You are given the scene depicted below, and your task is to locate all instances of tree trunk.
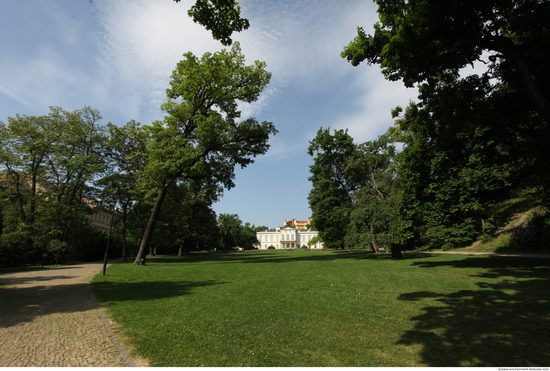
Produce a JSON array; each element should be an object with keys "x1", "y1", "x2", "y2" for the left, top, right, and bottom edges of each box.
[
  {"x1": 121, "y1": 206, "x2": 128, "y2": 262},
  {"x1": 369, "y1": 224, "x2": 380, "y2": 253},
  {"x1": 371, "y1": 239, "x2": 380, "y2": 253},
  {"x1": 391, "y1": 243, "x2": 402, "y2": 260},
  {"x1": 133, "y1": 184, "x2": 169, "y2": 265},
  {"x1": 178, "y1": 246, "x2": 183, "y2": 257}
]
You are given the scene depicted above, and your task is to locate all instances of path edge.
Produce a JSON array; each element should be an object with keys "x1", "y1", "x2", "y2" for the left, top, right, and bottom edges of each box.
[{"x1": 89, "y1": 290, "x2": 137, "y2": 367}]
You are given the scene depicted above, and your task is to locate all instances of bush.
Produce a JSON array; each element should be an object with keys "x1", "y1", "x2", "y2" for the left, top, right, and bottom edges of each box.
[
  {"x1": 44, "y1": 239, "x2": 71, "y2": 260},
  {"x1": 267, "y1": 245, "x2": 275, "y2": 250},
  {"x1": 510, "y1": 212, "x2": 550, "y2": 251},
  {"x1": 301, "y1": 246, "x2": 309, "y2": 250},
  {"x1": 0, "y1": 232, "x2": 30, "y2": 261}
]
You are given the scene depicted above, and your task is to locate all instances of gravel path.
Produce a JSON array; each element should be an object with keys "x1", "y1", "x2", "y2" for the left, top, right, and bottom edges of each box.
[{"x1": 0, "y1": 261, "x2": 136, "y2": 367}]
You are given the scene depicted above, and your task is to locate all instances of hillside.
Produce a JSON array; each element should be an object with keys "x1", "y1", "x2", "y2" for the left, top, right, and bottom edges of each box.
[{"x1": 447, "y1": 197, "x2": 550, "y2": 254}]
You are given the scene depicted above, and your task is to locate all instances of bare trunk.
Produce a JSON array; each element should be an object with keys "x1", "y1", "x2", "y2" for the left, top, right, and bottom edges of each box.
[
  {"x1": 371, "y1": 239, "x2": 380, "y2": 253},
  {"x1": 133, "y1": 184, "x2": 169, "y2": 265},
  {"x1": 391, "y1": 243, "x2": 402, "y2": 260},
  {"x1": 369, "y1": 224, "x2": 379, "y2": 253},
  {"x1": 178, "y1": 246, "x2": 183, "y2": 257},
  {"x1": 121, "y1": 204, "x2": 128, "y2": 262}
]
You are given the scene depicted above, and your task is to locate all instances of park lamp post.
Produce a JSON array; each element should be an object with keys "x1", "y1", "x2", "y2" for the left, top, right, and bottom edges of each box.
[{"x1": 102, "y1": 193, "x2": 119, "y2": 276}]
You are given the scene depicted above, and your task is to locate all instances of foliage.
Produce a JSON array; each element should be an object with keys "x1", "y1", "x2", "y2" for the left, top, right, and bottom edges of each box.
[
  {"x1": 184, "y1": 0, "x2": 250, "y2": 46},
  {"x1": 218, "y1": 213, "x2": 259, "y2": 250},
  {"x1": 307, "y1": 128, "x2": 355, "y2": 249},
  {"x1": 341, "y1": 0, "x2": 550, "y2": 122},
  {"x1": 342, "y1": 0, "x2": 550, "y2": 250},
  {"x1": 0, "y1": 106, "x2": 113, "y2": 261},
  {"x1": 510, "y1": 211, "x2": 550, "y2": 251},
  {"x1": 133, "y1": 42, "x2": 276, "y2": 264}
]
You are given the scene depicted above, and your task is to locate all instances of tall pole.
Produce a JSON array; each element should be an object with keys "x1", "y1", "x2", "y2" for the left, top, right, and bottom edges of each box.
[{"x1": 102, "y1": 203, "x2": 117, "y2": 276}]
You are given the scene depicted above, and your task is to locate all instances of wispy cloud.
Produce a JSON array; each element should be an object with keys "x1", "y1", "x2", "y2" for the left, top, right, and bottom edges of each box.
[{"x1": 93, "y1": 0, "x2": 223, "y2": 124}]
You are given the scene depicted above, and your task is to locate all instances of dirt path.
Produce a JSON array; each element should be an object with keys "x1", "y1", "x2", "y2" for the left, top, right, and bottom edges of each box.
[{"x1": 0, "y1": 261, "x2": 136, "y2": 367}]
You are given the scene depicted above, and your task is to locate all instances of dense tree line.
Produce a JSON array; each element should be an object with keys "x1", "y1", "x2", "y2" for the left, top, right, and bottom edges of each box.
[
  {"x1": 308, "y1": 0, "x2": 550, "y2": 255},
  {"x1": 0, "y1": 43, "x2": 274, "y2": 265}
]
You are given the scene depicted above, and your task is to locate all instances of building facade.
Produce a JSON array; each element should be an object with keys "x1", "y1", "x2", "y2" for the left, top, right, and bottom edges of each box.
[{"x1": 256, "y1": 226, "x2": 324, "y2": 250}]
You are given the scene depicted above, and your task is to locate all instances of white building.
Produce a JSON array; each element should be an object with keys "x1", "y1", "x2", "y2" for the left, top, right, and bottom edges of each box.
[{"x1": 256, "y1": 226, "x2": 324, "y2": 250}]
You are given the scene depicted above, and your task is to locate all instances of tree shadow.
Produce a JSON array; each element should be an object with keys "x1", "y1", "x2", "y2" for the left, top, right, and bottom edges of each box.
[
  {"x1": 146, "y1": 250, "x2": 397, "y2": 266},
  {"x1": 0, "y1": 279, "x2": 226, "y2": 329},
  {"x1": 91, "y1": 280, "x2": 226, "y2": 303},
  {"x1": 396, "y1": 256, "x2": 550, "y2": 366}
]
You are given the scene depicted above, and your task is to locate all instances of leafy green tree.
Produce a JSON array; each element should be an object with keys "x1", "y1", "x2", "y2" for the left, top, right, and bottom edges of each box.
[
  {"x1": 393, "y1": 74, "x2": 541, "y2": 249},
  {"x1": 0, "y1": 106, "x2": 109, "y2": 260},
  {"x1": 342, "y1": 0, "x2": 550, "y2": 249},
  {"x1": 133, "y1": 43, "x2": 277, "y2": 265},
  {"x1": 345, "y1": 134, "x2": 400, "y2": 255},
  {"x1": 178, "y1": 0, "x2": 250, "y2": 46},
  {"x1": 241, "y1": 222, "x2": 259, "y2": 250},
  {"x1": 218, "y1": 213, "x2": 242, "y2": 250},
  {"x1": 307, "y1": 128, "x2": 356, "y2": 249},
  {"x1": 99, "y1": 120, "x2": 151, "y2": 261},
  {"x1": 341, "y1": 0, "x2": 550, "y2": 122}
]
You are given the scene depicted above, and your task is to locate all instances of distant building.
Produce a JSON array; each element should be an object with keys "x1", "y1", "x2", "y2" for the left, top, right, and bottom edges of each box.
[
  {"x1": 255, "y1": 226, "x2": 323, "y2": 249},
  {"x1": 284, "y1": 217, "x2": 312, "y2": 230}
]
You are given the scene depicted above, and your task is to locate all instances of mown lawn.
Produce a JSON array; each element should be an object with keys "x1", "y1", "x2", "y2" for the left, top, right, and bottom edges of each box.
[{"x1": 91, "y1": 250, "x2": 550, "y2": 367}]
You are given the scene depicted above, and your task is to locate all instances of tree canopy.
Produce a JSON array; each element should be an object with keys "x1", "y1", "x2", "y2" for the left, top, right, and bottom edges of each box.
[{"x1": 133, "y1": 43, "x2": 276, "y2": 265}]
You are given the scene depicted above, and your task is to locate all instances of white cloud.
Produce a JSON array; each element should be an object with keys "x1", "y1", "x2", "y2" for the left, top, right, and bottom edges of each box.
[
  {"x1": 332, "y1": 66, "x2": 418, "y2": 143},
  {"x1": 93, "y1": 0, "x2": 223, "y2": 123}
]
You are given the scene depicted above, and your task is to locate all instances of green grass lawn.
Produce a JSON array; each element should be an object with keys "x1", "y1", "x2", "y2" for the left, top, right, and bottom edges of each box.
[{"x1": 91, "y1": 250, "x2": 550, "y2": 367}]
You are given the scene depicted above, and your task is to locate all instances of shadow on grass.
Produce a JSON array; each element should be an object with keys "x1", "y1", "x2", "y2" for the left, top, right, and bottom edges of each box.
[
  {"x1": 397, "y1": 256, "x2": 550, "y2": 366},
  {"x1": 92, "y1": 280, "x2": 227, "y2": 303},
  {"x1": 145, "y1": 250, "x2": 402, "y2": 267}
]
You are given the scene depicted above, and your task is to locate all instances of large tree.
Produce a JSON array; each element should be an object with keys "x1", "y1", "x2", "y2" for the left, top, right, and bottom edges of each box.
[
  {"x1": 345, "y1": 134, "x2": 400, "y2": 255},
  {"x1": 133, "y1": 43, "x2": 276, "y2": 265},
  {"x1": 342, "y1": 0, "x2": 550, "y2": 123},
  {"x1": 342, "y1": 0, "x2": 550, "y2": 249},
  {"x1": 307, "y1": 128, "x2": 356, "y2": 249},
  {"x1": 99, "y1": 120, "x2": 150, "y2": 261}
]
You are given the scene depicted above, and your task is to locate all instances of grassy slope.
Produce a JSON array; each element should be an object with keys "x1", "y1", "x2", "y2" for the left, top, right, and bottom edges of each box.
[
  {"x1": 425, "y1": 197, "x2": 549, "y2": 254},
  {"x1": 91, "y1": 250, "x2": 550, "y2": 367}
]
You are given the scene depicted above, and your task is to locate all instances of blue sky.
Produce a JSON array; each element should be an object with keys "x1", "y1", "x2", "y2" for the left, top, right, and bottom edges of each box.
[{"x1": 0, "y1": 0, "x2": 420, "y2": 229}]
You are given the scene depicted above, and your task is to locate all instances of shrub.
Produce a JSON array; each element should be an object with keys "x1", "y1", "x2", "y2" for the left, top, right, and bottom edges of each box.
[
  {"x1": 44, "y1": 239, "x2": 71, "y2": 260},
  {"x1": 301, "y1": 246, "x2": 309, "y2": 250},
  {"x1": 267, "y1": 245, "x2": 275, "y2": 250},
  {"x1": 510, "y1": 212, "x2": 550, "y2": 251}
]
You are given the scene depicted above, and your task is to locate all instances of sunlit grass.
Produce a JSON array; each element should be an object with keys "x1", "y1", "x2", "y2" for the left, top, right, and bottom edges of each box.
[{"x1": 91, "y1": 250, "x2": 550, "y2": 367}]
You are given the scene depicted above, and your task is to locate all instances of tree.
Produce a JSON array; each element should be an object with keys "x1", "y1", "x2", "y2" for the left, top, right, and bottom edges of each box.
[
  {"x1": 99, "y1": 120, "x2": 150, "y2": 261},
  {"x1": 345, "y1": 134, "x2": 400, "y2": 255},
  {"x1": 341, "y1": 0, "x2": 550, "y2": 123},
  {"x1": 307, "y1": 128, "x2": 356, "y2": 249},
  {"x1": 392, "y1": 75, "x2": 539, "y2": 249},
  {"x1": 133, "y1": 43, "x2": 277, "y2": 265},
  {"x1": 342, "y1": 0, "x2": 550, "y2": 249},
  {"x1": 218, "y1": 213, "x2": 242, "y2": 250},
  {"x1": 178, "y1": 0, "x2": 250, "y2": 46},
  {"x1": 0, "y1": 107, "x2": 108, "y2": 247}
]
